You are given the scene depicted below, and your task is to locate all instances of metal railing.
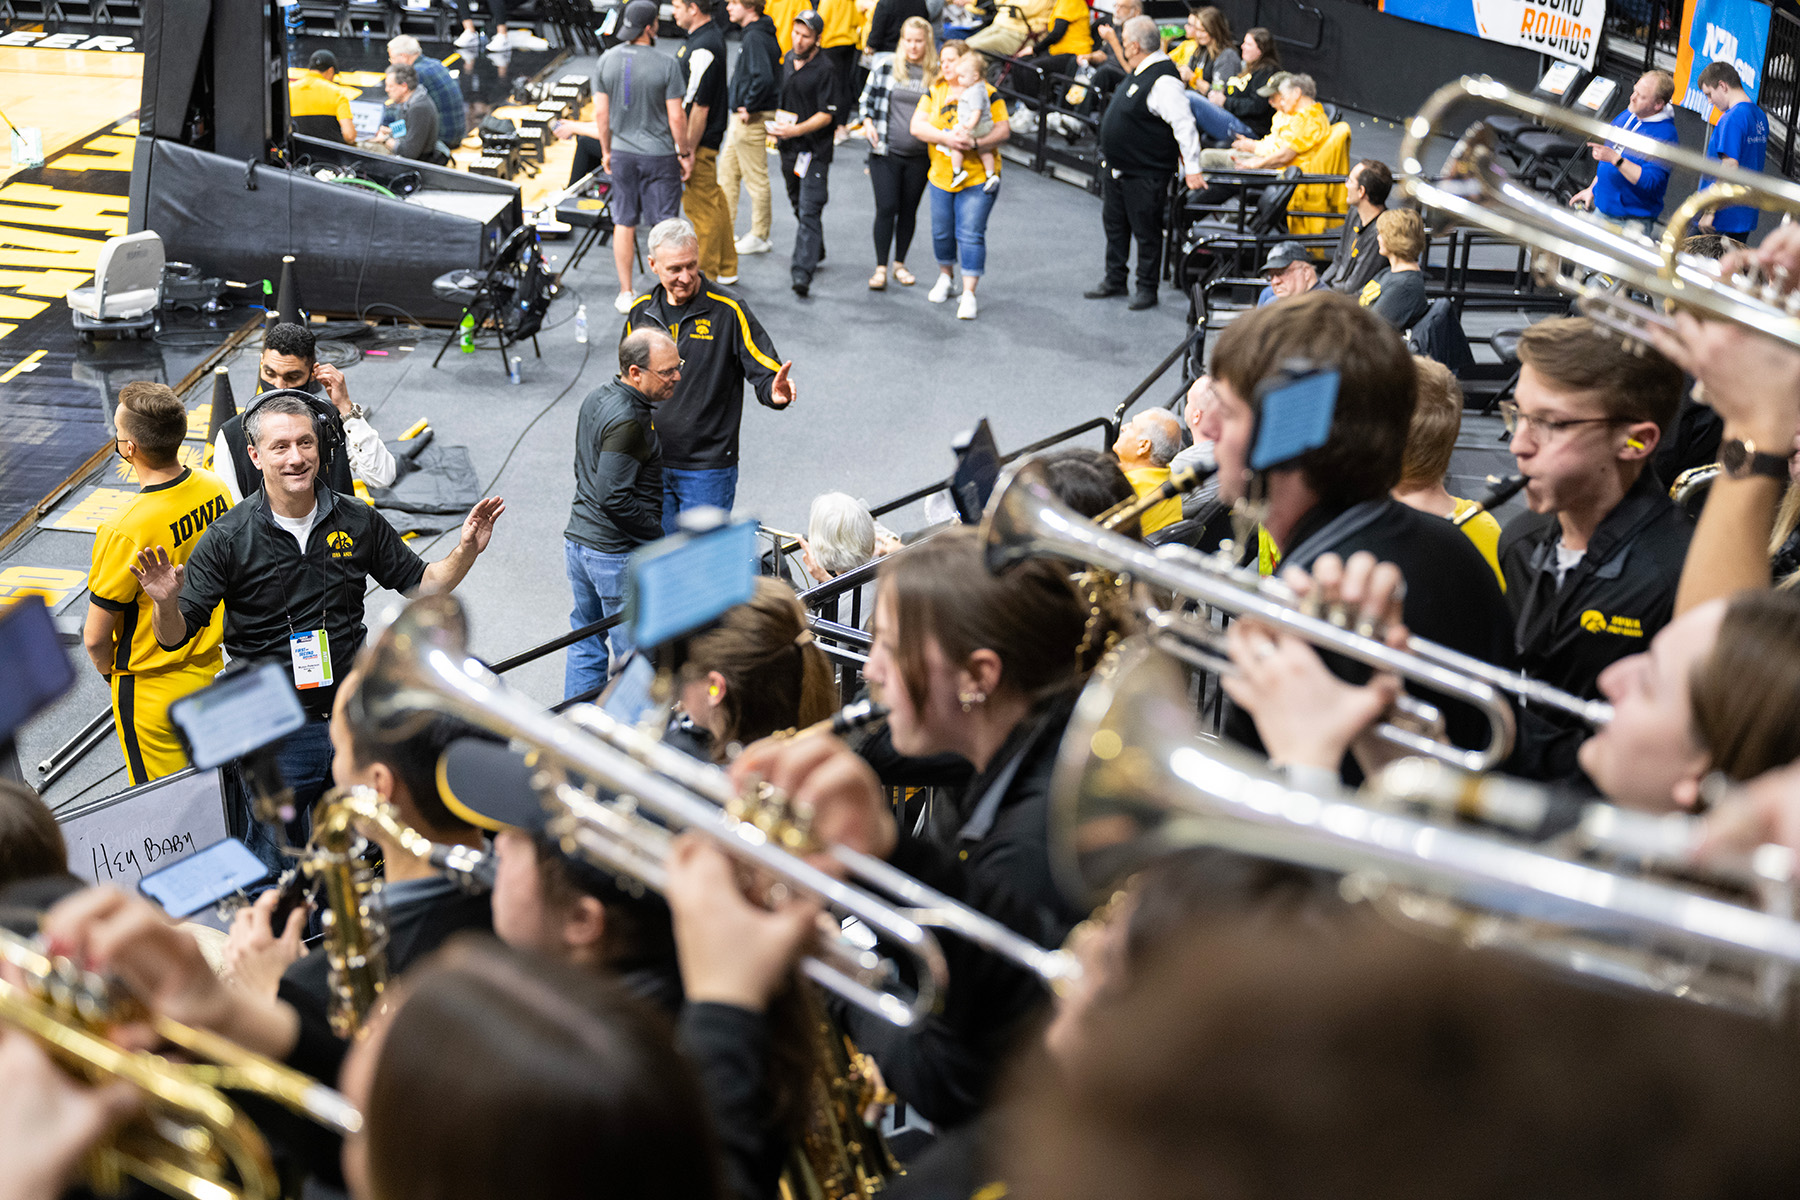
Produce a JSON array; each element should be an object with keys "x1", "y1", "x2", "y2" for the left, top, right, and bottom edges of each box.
[{"x1": 1766, "y1": 4, "x2": 1800, "y2": 177}]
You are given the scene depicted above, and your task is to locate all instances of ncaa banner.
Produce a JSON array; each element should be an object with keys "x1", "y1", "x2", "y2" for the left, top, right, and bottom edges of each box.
[
  {"x1": 1381, "y1": 0, "x2": 1604, "y2": 69},
  {"x1": 1673, "y1": 0, "x2": 1772, "y2": 115}
]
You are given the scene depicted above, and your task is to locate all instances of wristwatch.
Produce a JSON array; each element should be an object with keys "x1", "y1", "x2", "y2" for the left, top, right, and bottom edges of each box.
[
  {"x1": 344, "y1": 402, "x2": 366, "y2": 422},
  {"x1": 1719, "y1": 437, "x2": 1789, "y2": 482}
]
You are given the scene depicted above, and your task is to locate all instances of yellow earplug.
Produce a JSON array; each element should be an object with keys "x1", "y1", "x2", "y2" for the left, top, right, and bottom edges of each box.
[
  {"x1": 708, "y1": 684, "x2": 721, "y2": 700},
  {"x1": 1626, "y1": 437, "x2": 1645, "y2": 450}
]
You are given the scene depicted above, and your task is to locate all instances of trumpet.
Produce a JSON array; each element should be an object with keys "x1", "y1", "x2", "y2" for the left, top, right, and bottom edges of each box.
[
  {"x1": 983, "y1": 459, "x2": 1609, "y2": 772},
  {"x1": 356, "y1": 592, "x2": 1082, "y2": 1029},
  {"x1": 1400, "y1": 76, "x2": 1800, "y2": 349},
  {"x1": 0, "y1": 925, "x2": 361, "y2": 1200},
  {"x1": 1052, "y1": 639, "x2": 1800, "y2": 1018}
]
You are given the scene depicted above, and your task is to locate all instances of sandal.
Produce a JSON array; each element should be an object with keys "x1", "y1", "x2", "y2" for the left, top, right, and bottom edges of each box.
[
  {"x1": 892, "y1": 263, "x2": 916, "y2": 286},
  {"x1": 869, "y1": 265, "x2": 888, "y2": 290}
]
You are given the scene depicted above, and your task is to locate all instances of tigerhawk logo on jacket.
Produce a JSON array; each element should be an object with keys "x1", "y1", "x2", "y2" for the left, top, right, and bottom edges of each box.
[{"x1": 1578, "y1": 609, "x2": 1643, "y2": 637}]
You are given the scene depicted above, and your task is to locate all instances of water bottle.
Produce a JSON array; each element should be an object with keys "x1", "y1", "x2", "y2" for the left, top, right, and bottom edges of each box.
[
  {"x1": 574, "y1": 303, "x2": 588, "y2": 344},
  {"x1": 509, "y1": 355, "x2": 523, "y2": 384},
  {"x1": 361, "y1": 21, "x2": 371, "y2": 50},
  {"x1": 459, "y1": 313, "x2": 476, "y2": 353}
]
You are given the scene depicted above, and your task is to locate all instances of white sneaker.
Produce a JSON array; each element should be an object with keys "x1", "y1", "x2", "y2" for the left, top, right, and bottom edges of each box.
[
  {"x1": 454, "y1": 28, "x2": 481, "y2": 47},
  {"x1": 508, "y1": 29, "x2": 550, "y2": 48},
  {"x1": 715, "y1": 273, "x2": 738, "y2": 284},
  {"x1": 486, "y1": 32, "x2": 510, "y2": 50},
  {"x1": 927, "y1": 274, "x2": 952, "y2": 303},
  {"x1": 736, "y1": 234, "x2": 773, "y2": 255},
  {"x1": 1010, "y1": 106, "x2": 1037, "y2": 134},
  {"x1": 613, "y1": 290, "x2": 635, "y2": 314},
  {"x1": 956, "y1": 291, "x2": 978, "y2": 320}
]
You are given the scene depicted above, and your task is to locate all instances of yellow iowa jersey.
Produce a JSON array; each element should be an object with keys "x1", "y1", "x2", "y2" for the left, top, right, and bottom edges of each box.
[
  {"x1": 88, "y1": 467, "x2": 233, "y2": 674},
  {"x1": 1048, "y1": 0, "x2": 1093, "y2": 56},
  {"x1": 769, "y1": 0, "x2": 804, "y2": 53},
  {"x1": 288, "y1": 71, "x2": 353, "y2": 121}
]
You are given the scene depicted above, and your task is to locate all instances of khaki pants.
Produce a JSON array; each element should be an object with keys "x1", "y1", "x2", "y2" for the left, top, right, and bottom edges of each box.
[
  {"x1": 718, "y1": 110, "x2": 776, "y2": 241},
  {"x1": 684, "y1": 146, "x2": 738, "y2": 278},
  {"x1": 966, "y1": 22, "x2": 1030, "y2": 59}
]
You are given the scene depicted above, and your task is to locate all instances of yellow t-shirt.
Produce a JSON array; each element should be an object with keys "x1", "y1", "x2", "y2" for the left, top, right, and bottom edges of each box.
[
  {"x1": 1259, "y1": 100, "x2": 1329, "y2": 160},
  {"x1": 769, "y1": 0, "x2": 805, "y2": 54},
  {"x1": 87, "y1": 467, "x2": 233, "y2": 675},
  {"x1": 1449, "y1": 497, "x2": 1506, "y2": 591},
  {"x1": 819, "y1": 0, "x2": 861, "y2": 48},
  {"x1": 1047, "y1": 0, "x2": 1093, "y2": 56},
  {"x1": 1124, "y1": 467, "x2": 1181, "y2": 535},
  {"x1": 925, "y1": 80, "x2": 1007, "y2": 191},
  {"x1": 288, "y1": 71, "x2": 354, "y2": 124}
]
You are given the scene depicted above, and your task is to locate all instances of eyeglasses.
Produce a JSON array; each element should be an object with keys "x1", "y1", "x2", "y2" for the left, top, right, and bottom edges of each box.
[
  {"x1": 1498, "y1": 401, "x2": 1627, "y2": 440},
  {"x1": 643, "y1": 358, "x2": 686, "y2": 378}
]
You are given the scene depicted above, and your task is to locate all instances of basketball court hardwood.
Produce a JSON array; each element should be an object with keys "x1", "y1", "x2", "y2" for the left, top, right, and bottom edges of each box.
[{"x1": 0, "y1": 46, "x2": 142, "y2": 181}]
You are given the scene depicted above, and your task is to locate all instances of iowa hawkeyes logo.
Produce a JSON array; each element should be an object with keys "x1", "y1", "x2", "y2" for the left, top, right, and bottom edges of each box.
[
  {"x1": 1579, "y1": 609, "x2": 1606, "y2": 633},
  {"x1": 326, "y1": 530, "x2": 355, "y2": 558},
  {"x1": 1580, "y1": 609, "x2": 1644, "y2": 637}
]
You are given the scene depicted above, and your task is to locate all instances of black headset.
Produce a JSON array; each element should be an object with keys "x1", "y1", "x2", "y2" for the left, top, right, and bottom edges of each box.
[{"x1": 242, "y1": 387, "x2": 347, "y2": 458}]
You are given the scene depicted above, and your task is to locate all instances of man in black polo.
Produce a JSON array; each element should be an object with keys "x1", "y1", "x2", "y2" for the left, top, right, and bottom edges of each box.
[
  {"x1": 768, "y1": 9, "x2": 838, "y2": 297},
  {"x1": 212, "y1": 322, "x2": 397, "y2": 505},
  {"x1": 1319, "y1": 159, "x2": 1391, "y2": 296},
  {"x1": 1498, "y1": 317, "x2": 1692, "y2": 782},
  {"x1": 622, "y1": 218, "x2": 795, "y2": 533},
  {"x1": 1084, "y1": 15, "x2": 1202, "y2": 311},
  {"x1": 131, "y1": 392, "x2": 505, "y2": 863}
]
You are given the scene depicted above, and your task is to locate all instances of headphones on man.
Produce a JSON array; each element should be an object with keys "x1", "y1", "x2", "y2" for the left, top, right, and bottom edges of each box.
[{"x1": 242, "y1": 387, "x2": 347, "y2": 458}]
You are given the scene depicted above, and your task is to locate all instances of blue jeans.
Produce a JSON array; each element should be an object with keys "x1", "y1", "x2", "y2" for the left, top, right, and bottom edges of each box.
[
  {"x1": 662, "y1": 465, "x2": 739, "y2": 535},
  {"x1": 929, "y1": 182, "x2": 998, "y2": 277},
  {"x1": 232, "y1": 717, "x2": 333, "y2": 875},
  {"x1": 565, "y1": 539, "x2": 636, "y2": 700},
  {"x1": 1188, "y1": 94, "x2": 1252, "y2": 144}
]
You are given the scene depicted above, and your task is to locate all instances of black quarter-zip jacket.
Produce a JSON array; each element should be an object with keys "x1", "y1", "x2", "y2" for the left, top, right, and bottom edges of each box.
[
  {"x1": 622, "y1": 282, "x2": 785, "y2": 470},
  {"x1": 1499, "y1": 467, "x2": 1694, "y2": 781},
  {"x1": 162, "y1": 480, "x2": 426, "y2": 717}
]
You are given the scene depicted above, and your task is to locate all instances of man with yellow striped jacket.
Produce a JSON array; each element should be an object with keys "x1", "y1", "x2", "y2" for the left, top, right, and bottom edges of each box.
[{"x1": 622, "y1": 217, "x2": 797, "y2": 532}]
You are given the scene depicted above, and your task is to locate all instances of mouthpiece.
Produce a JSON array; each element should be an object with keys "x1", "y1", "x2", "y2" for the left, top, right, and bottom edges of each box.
[{"x1": 1452, "y1": 474, "x2": 1528, "y2": 527}]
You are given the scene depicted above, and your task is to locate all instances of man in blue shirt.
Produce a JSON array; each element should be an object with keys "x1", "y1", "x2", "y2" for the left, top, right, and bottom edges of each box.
[
  {"x1": 1570, "y1": 70, "x2": 1678, "y2": 225},
  {"x1": 1697, "y1": 60, "x2": 1769, "y2": 239}
]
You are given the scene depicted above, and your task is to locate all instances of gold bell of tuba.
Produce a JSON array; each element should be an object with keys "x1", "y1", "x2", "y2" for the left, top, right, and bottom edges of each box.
[{"x1": 0, "y1": 925, "x2": 361, "y2": 1200}]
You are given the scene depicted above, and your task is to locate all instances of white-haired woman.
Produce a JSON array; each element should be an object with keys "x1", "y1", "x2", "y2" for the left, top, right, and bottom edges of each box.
[{"x1": 799, "y1": 492, "x2": 898, "y2": 582}]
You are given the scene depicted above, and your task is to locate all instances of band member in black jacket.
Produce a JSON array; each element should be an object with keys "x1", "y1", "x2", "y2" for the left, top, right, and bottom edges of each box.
[
  {"x1": 1193, "y1": 290, "x2": 1516, "y2": 782},
  {"x1": 1497, "y1": 317, "x2": 1691, "y2": 782}
]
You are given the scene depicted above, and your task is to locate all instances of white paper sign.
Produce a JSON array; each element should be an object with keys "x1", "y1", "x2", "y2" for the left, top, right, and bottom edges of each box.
[{"x1": 59, "y1": 768, "x2": 230, "y2": 888}]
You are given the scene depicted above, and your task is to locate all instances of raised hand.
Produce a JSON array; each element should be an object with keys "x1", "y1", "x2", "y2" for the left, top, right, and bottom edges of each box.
[
  {"x1": 129, "y1": 546, "x2": 183, "y2": 604},
  {"x1": 771, "y1": 360, "x2": 796, "y2": 408},
  {"x1": 459, "y1": 496, "x2": 506, "y2": 555},
  {"x1": 311, "y1": 362, "x2": 352, "y2": 415}
]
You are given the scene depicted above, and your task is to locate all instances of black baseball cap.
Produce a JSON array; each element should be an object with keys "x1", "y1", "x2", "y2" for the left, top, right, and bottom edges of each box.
[
  {"x1": 795, "y1": 8, "x2": 824, "y2": 33},
  {"x1": 618, "y1": 0, "x2": 660, "y2": 40},
  {"x1": 1260, "y1": 241, "x2": 1315, "y2": 275},
  {"x1": 308, "y1": 49, "x2": 338, "y2": 71}
]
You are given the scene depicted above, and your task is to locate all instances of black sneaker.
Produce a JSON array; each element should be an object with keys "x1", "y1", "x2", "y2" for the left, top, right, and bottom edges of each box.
[
  {"x1": 1128, "y1": 291, "x2": 1159, "y2": 310},
  {"x1": 792, "y1": 279, "x2": 810, "y2": 297},
  {"x1": 1083, "y1": 282, "x2": 1127, "y2": 299}
]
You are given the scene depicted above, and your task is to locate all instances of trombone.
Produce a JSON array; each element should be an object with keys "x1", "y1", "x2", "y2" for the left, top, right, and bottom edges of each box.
[
  {"x1": 1052, "y1": 639, "x2": 1800, "y2": 1018},
  {"x1": 983, "y1": 459, "x2": 1609, "y2": 772},
  {"x1": 1400, "y1": 76, "x2": 1800, "y2": 349},
  {"x1": 0, "y1": 925, "x2": 361, "y2": 1200},
  {"x1": 356, "y1": 592, "x2": 1082, "y2": 1029}
]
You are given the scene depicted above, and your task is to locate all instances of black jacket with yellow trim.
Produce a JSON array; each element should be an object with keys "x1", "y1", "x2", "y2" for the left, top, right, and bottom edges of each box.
[
  {"x1": 1499, "y1": 467, "x2": 1693, "y2": 781},
  {"x1": 621, "y1": 283, "x2": 785, "y2": 471}
]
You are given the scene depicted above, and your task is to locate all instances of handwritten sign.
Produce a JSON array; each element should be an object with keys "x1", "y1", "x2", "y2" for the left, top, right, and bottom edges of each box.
[{"x1": 58, "y1": 768, "x2": 229, "y2": 887}]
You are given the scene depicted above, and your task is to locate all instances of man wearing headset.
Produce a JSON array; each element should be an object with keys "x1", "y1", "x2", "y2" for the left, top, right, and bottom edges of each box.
[
  {"x1": 1496, "y1": 317, "x2": 1693, "y2": 782},
  {"x1": 212, "y1": 322, "x2": 398, "y2": 503},
  {"x1": 131, "y1": 391, "x2": 505, "y2": 865}
]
